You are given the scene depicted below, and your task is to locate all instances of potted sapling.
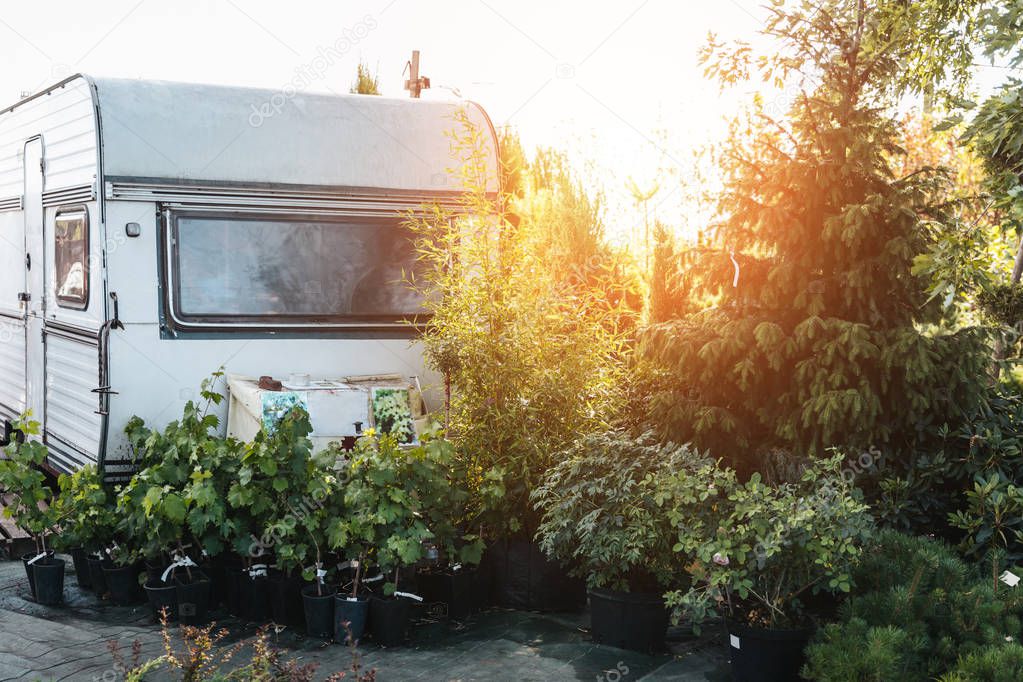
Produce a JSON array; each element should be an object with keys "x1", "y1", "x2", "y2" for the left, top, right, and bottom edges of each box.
[
  {"x1": 0, "y1": 416, "x2": 64, "y2": 605},
  {"x1": 532, "y1": 431, "x2": 707, "y2": 653},
  {"x1": 415, "y1": 428, "x2": 490, "y2": 619},
  {"x1": 343, "y1": 431, "x2": 432, "y2": 647},
  {"x1": 51, "y1": 465, "x2": 112, "y2": 591},
  {"x1": 665, "y1": 455, "x2": 874, "y2": 682}
]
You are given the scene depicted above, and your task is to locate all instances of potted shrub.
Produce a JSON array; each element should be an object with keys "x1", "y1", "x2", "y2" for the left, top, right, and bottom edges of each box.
[
  {"x1": 51, "y1": 465, "x2": 114, "y2": 591},
  {"x1": 665, "y1": 455, "x2": 873, "y2": 682},
  {"x1": 0, "y1": 416, "x2": 65, "y2": 605},
  {"x1": 122, "y1": 374, "x2": 241, "y2": 623},
  {"x1": 335, "y1": 430, "x2": 436, "y2": 646},
  {"x1": 414, "y1": 426, "x2": 490, "y2": 620},
  {"x1": 532, "y1": 431, "x2": 707, "y2": 652}
]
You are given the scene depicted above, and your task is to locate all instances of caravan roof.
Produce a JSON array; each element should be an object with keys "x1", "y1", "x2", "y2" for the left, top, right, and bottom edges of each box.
[{"x1": 2, "y1": 75, "x2": 499, "y2": 195}]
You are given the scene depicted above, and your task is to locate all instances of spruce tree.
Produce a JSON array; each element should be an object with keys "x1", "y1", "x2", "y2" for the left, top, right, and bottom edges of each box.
[{"x1": 639, "y1": 0, "x2": 989, "y2": 466}]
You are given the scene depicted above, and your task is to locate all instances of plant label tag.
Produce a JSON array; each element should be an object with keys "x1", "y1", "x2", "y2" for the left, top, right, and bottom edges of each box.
[
  {"x1": 1001, "y1": 570, "x2": 1020, "y2": 587},
  {"x1": 27, "y1": 552, "x2": 47, "y2": 565},
  {"x1": 347, "y1": 597, "x2": 358, "y2": 602},
  {"x1": 395, "y1": 591, "x2": 424, "y2": 602},
  {"x1": 729, "y1": 634, "x2": 741, "y2": 650},
  {"x1": 452, "y1": 563, "x2": 462, "y2": 572}
]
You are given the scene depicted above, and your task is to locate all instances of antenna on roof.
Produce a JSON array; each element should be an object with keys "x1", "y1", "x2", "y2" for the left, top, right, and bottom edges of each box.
[{"x1": 403, "y1": 50, "x2": 430, "y2": 99}]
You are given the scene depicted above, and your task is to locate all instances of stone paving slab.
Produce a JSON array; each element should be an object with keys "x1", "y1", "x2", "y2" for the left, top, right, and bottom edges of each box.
[{"x1": 0, "y1": 557, "x2": 729, "y2": 681}]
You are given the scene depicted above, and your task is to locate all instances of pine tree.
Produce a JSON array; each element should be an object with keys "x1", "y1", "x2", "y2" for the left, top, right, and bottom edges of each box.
[{"x1": 639, "y1": 0, "x2": 989, "y2": 467}]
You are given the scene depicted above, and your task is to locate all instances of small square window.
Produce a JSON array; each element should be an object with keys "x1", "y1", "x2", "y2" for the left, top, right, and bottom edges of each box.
[{"x1": 55, "y1": 207, "x2": 89, "y2": 309}]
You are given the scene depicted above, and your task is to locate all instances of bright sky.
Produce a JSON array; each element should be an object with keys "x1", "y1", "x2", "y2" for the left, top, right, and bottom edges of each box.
[{"x1": 0, "y1": 1, "x2": 1007, "y2": 247}]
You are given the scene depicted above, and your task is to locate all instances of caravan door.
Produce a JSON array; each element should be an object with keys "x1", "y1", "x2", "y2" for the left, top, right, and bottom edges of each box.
[{"x1": 23, "y1": 138, "x2": 45, "y2": 431}]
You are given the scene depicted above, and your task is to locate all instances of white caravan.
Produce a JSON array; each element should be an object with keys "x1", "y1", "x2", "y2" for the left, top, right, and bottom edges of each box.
[{"x1": 0, "y1": 75, "x2": 498, "y2": 477}]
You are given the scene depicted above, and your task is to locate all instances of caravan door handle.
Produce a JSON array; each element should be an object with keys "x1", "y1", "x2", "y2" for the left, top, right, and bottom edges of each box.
[{"x1": 91, "y1": 386, "x2": 119, "y2": 395}]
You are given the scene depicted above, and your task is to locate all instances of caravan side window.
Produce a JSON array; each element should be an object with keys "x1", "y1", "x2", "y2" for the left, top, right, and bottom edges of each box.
[
  {"x1": 54, "y1": 207, "x2": 89, "y2": 309},
  {"x1": 167, "y1": 210, "x2": 426, "y2": 329}
]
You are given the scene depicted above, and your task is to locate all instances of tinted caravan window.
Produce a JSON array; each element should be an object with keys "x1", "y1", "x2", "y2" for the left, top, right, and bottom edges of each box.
[
  {"x1": 55, "y1": 207, "x2": 89, "y2": 309},
  {"x1": 169, "y1": 211, "x2": 425, "y2": 325}
]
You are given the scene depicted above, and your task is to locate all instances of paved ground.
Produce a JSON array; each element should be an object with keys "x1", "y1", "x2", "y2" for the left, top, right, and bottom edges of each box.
[{"x1": 0, "y1": 556, "x2": 730, "y2": 681}]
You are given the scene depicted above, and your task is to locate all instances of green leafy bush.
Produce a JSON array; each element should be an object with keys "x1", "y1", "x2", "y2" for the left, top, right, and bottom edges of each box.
[
  {"x1": 665, "y1": 455, "x2": 873, "y2": 630},
  {"x1": 330, "y1": 429, "x2": 473, "y2": 596},
  {"x1": 52, "y1": 464, "x2": 116, "y2": 553},
  {"x1": 803, "y1": 531, "x2": 1023, "y2": 681},
  {"x1": 531, "y1": 431, "x2": 708, "y2": 592},
  {"x1": 941, "y1": 644, "x2": 1023, "y2": 682},
  {"x1": 405, "y1": 111, "x2": 631, "y2": 536},
  {"x1": 0, "y1": 415, "x2": 60, "y2": 553}
]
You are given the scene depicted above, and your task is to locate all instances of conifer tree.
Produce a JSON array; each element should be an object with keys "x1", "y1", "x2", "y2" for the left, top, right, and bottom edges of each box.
[{"x1": 639, "y1": 0, "x2": 989, "y2": 466}]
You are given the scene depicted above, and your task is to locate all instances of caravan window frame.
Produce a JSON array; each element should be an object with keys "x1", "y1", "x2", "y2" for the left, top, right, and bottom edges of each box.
[
  {"x1": 53, "y1": 205, "x2": 90, "y2": 310},
  {"x1": 162, "y1": 208, "x2": 428, "y2": 334}
]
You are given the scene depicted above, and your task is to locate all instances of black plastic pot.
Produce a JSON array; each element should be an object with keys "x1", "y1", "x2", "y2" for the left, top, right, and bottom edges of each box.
[
  {"x1": 87, "y1": 554, "x2": 111, "y2": 597},
  {"x1": 175, "y1": 572, "x2": 212, "y2": 626},
  {"x1": 225, "y1": 566, "x2": 245, "y2": 616},
  {"x1": 21, "y1": 550, "x2": 54, "y2": 599},
  {"x1": 334, "y1": 593, "x2": 370, "y2": 644},
  {"x1": 144, "y1": 579, "x2": 178, "y2": 621},
  {"x1": 471, "y1": 561, "x2": 492, "y2": 613},
  {"x1": 145, "y1": 558, "x2": 169, "y2": 584},
  {"x1": 488, "y1": 539, "x2": 585, "y2": 612},
  {"x1": 417, "y1": 568, "x2": 474, "y2": 620},
  {"x1": 103, "y1": 563, "x2": 143, "y2": 605},
  {"x1": 369, "y1": 596, "x2": 413, "y2": 647},
  {"x1": 268, "y1": 569, "x2": 306, "y2": 627},
  {"x1": 32, "y1": 558, "x2": 66, "y2": 605},
  {"x1": 589, "y1": 588, "x2": 668, "y2": 653},
  {"x1": 70, "y1": 547, "x2": 92, "y2": 589},
  {"x1": 302, "y1": 584, "x2": 337, "y2": 639},
  {"x1": 727, "y1": 622, "x2": 813, "y2": 682},
  {"x1": 240, "y1": 571, "x2": 271, "y2": 622}
]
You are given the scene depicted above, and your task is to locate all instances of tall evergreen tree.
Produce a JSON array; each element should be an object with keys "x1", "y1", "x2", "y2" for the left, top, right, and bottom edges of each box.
[{"x1": 639, "y1": 0, "x2": 989, "y2": 466}]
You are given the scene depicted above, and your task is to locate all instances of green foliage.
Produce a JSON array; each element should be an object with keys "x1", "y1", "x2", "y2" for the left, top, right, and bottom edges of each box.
[
  {"x1": 941, "y1": 644, "x2": 1023, "y2": 682},
  {"x1": 370, "y1": 389, "x2": 415, "y2": 444},
  {"x1": 52, "y1": 464, "x2": 116, "y2": 552},
  {"x1": 803, "y1": 530, "x2": 1023, "y2": 681},
  {"x1": 405, "y1": 112, "x2": 632, "y2": 535},
  {"x1": 867, "y1": 392, "x2": 1023, "y2": 561},
  {"x1": 120, "y1": 372, "x2": 240, "y2": 563},
  {"x1": 977, "y1": 283, "x2": 1023, "y2": 327},
  {"x1": 665, "y1": 455, "x2": 873, "y2": 630},
  {"x1": 638, "y1": 0, "x2": 991, "y2": 467},
  {"x1": 531, "y1": 431, "x2": 708, "y2": 592},
  {"x1": 0, "y1": 414, "x2": 59, "y2": 550},
  {"x1": 330, "y1": 430, "x2": 460, "y2": 595}
]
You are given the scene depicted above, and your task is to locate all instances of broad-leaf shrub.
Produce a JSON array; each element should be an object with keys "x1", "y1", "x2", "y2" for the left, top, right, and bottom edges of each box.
[
  {"x1": 0, "y1": 415, "x2": 60, "y2": 552},
  {"x1": 531, "y1": 431, "x2": 708, "y2": 592},
  {"x1": 665, "y1": 455, "x2": 873, "y2": 630},
  {"x1": 52, "y1": 464, "x2": 116, "y2": 553}
]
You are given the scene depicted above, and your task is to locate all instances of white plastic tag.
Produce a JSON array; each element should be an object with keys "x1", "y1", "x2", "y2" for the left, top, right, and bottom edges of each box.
[
  {"x1": 338, "y1": 560, "x2": 359, "y2": 570},
  {"x1": 452, "y1": 563, "x2": 462, "y2": 572},
  {"x1": 395, "y1": 591, "x2": 424, "y2": 602},
  {"x1": 249, "y1": 563, "x2": 268, "y2": 578},
  {"x1": 1001, "y1": 570, "x2": 1020, "y2": 587},
  {"x1": 347, "y1": 596, "x2": 358, "y2": 602},
  {"x1": 161, "y1": 556, "x2": 198, "y2": 582},
  {"x1": 316, "y1": 568, "x2": 327, "y2": 578},
  {"x1": 26, "y1": 552, "x2": 47, "y2": 565},
  {"x1": 363, "y1": 573, "x2": 383, "y2": 583},
  {"x1": 729, "y1": 634, "x2": 741, "y2": 650}
]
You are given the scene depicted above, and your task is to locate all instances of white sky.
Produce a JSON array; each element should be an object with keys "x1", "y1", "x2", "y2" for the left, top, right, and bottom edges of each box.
[{"x1": 0, "y1": 1, "x2": 1011, "y2": 247}]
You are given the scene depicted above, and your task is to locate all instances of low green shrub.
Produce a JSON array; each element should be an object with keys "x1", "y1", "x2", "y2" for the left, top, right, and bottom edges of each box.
[
  {"x1": 803, "y1": 530, "x2": 1023, "y2": 681},
  {"x1": 531, "y1": 430, "x2": 709, "y2": 592},
  {"x1": 665, "y1": 454, "x2": 874, "y2": 630},
  {"x1": 940, "y1": 643, "x2": 1023, "y2": 682}
]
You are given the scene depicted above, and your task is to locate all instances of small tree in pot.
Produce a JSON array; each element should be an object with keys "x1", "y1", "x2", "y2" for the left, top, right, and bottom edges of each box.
[
  {"x1": 0, "y1": 415, "x2": 65, "y2": 604},
  {"x1": 532, "y1": 431, "x2": 708, "y2": 652},
  {"x1": 665, "y1": 454, "x2": 874, "y2": 682},
  {"x1": 51, "y1": 464, "x2": 115, "y2": 591}
]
